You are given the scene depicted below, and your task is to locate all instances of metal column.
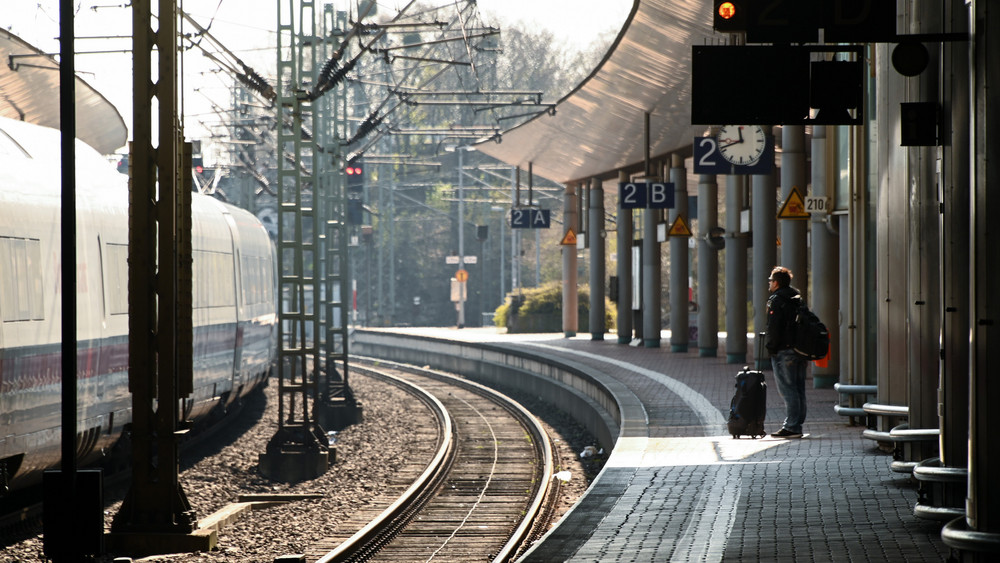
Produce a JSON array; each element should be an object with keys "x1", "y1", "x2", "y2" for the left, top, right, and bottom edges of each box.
[
  {"x1": 315, "y1": 4, "x2": 357, "y2": 433},
  {"x1": 668, "y1": 156, "x2": 688, "y2": 352},
  {"x1": 934, "y1": 0, "x2": 971, "y2": 514},
  {"x1": 642, "y1": 196, "x2": 660, "y2": 348},
  {"x1": 260, "y1": 0, "x2": 329, "y2": 482},
  {"x1": 779, "y1": 125, "x2": 808, "y2": 298},
  {"x1": 944, "y1": 0, "x2": 1000, "y2": 558},
  {"x1": 752, "y1": 133, "x2": 777, "y2": 367},
  {"x1": 725, "y1": 175, "x2": 748, "y2": 363},
  {"x1": 697, "y1": 173, "x2": 718, "y2": 357},
  {"x1": 562, "y1": 184, "x2": 578, "y2": 337},
  {"x1": 589, "y1": 177, "x2": 605, "y2": 340},
  {"x1": 616, "y1": 170, "x2": 633, "y2": 343},
  {"x1": 810, "y1": 126, "x2": 839, "y2": 388},
  {"x1": 109, "y1": 0, "x2": 202, "y2": 553}
]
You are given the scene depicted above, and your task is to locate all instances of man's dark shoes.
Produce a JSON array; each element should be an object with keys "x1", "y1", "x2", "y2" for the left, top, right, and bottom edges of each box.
[{"x1": 771, "y1": 428, "x2": 803, "y2": 438}]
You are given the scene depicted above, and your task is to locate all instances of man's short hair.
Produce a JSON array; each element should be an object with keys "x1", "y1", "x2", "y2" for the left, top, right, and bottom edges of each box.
[{"x1": 769, "y1": 266, "x2": 792, "y2": 287}]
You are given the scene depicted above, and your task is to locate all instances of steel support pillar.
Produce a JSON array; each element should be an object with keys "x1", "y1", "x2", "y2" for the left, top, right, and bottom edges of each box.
[
  {"x1": 779, "y1": 125, "x2": 808, "y2": 297},
  {"x1": 724, "y1": 175, "x2": 748, "y2": 363},
  {"x1": 943, "y1": 1, "x2": 1000, "y2": 559},
  {"x1": 260, "y1": 0, "x2": 330, "y2": 482},
  {"x1": 44, "y1": 3, "x2": 104, "y2": 559},
  {"x1": 931, "y1": 0, "x2": 971, "y2": 516},
  {"x1": 315, "y1": 4, "x2": 359, "y2": 433},
  {"x1": 108, "y1": 0, "x2": 205, "y2": 554},
  {"x1": 751, "y1": 133, "x2": 777, "y2": 368},
  {"x1": 562, "y1": 183, "x2": 578, "y2": 337},
  {"x1": 810, "y1": 126, "x2": 840, "y2": 388},
  {"x1": 616, "y1": 170, "x2": 633, "y2": 343},
  {"x1": 668, "y1": 155, "x2": 688, "y2": 352},
  {"x1": 697, "y1": 173, "x2": 718, "y2": 357},
  {"x1": 589, "y1": 177, "x2": 605, "y2": 340}
]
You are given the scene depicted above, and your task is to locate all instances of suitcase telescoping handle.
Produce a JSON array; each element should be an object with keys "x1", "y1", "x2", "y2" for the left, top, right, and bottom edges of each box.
[{"x1": 754, "y1": 331, "x2": 767, "y2": 371}]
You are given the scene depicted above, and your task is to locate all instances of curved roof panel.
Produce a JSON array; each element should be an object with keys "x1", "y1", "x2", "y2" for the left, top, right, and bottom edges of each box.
[
  {"x1": 0, "y1": 29, "x2": 127, "y2": 155},
  {"x1": 476, "y1": 1, "x2": 712, "y2": 184}
]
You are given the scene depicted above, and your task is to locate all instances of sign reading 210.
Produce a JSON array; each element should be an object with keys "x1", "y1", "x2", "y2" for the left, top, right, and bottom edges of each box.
[{"x1": 619, "y1": 182, "x2": 675, "y2": 210}]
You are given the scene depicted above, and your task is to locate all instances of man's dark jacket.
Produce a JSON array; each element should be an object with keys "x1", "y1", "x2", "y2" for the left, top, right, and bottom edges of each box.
[{"x1": 765, "y1": 285, "x2": 801, "y2": 355}]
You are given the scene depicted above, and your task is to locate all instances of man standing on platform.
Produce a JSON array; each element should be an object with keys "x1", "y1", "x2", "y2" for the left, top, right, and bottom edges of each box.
[{"x1": 765, "y1": 266, "x2": 807, "y2": 438}]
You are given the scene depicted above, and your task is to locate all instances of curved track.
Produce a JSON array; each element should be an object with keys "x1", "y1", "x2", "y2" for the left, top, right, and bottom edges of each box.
[{"x1": 312, "y1": 358, "x2": 554, "y2": 563}]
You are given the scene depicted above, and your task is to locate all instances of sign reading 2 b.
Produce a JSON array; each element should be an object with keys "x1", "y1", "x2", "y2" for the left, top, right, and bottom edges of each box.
[{"x1": 619, "y1": 182, "x2": 675, "y2": 210}]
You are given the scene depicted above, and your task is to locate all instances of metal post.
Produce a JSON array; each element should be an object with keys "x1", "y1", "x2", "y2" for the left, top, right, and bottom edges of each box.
[
  {"x1": 108, "y1": 0, "x2": 200, "y2": 553},
  {"x1": 780, "y1": 125, "x2": 808, "y2": 297},
  {"x1": 458, "y1": 148, "x2": 466, "y2": 327},
  {"x1": 964, "y1": 0, "x2": 1000, "y2": 552},
  {"x1": 617, "y1": 170, "x2": 633, "y2": 343},
  {"x1": 257, "y1": 0, "x2": 328, "y2": 483},
  {"x1": 697, "y1": 173, "x2": 718, "y2": 357},
  {"x1": 563, "y1": 184, "x2": 579, "y2": 337},
  {"x1": 752, "y1": 129, "x2": 777, "y2": 367},
  {"x1": 810, "y1": 126, "x2": 839, "y2": 388},
  {"x1": 725, "y1": 175, "x2": 748, "y2": 363},
  {"x1": 641, "y1": 115, "x2": 660, "y2": 348},
  {"x1": 668, "y1": 156, "x2": 688, "y2": 353},
  {"x1": 589, "y1": 177, "x2": 605, "y2": 339}
]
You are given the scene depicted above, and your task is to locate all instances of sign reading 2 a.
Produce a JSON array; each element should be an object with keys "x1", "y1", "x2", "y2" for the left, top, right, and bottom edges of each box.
[
  {"x1": 619, "y1": 182, "x2": 675, "y2": 210},
  {"x1": 510, "y1": 208, "x2": 551, "y2": 228}
]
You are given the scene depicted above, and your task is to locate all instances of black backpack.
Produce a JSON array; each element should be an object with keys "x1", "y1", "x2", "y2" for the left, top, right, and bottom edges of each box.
[{"x1": 790, "y1": 296, "x2": 830, "y2": 360}]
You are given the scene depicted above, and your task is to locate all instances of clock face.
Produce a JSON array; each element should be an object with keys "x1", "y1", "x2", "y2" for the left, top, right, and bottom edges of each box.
[{"x1": 717, "y1": 125, "x2": 766, "y2": 165}]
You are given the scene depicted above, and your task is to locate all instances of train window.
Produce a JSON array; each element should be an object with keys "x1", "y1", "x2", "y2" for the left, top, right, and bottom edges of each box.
[
  {"x1": 241, "y1": 255, "x2": 268, "y2": 305},
  {"x1": 192, "y1": 250, "x2": 236, "y2": 308},
  {"x1": 0, "y1": 237, "x2": 44, "y2": 322},
  {"x1": 105, "y1": 243, "x2": 129, "y2": 315}
]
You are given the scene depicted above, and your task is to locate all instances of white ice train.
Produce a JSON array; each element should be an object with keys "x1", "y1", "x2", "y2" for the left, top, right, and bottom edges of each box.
[{"x1": 0, "y1": 115, "x2": 277, "y2": 494}]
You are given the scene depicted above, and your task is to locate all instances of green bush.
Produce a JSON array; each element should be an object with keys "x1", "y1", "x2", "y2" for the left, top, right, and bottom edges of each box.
[{"x1": 494, "y1": 281, "x2": 616, "y2": 333}]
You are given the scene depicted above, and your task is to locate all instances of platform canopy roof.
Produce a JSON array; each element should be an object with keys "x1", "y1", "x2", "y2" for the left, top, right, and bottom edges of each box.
[
  {"x1": 0, "y1": 30, "x2": 127, "y2": 155},
  {"x1": 475, "y1": 0, "x2": 713, "y2": 185}
]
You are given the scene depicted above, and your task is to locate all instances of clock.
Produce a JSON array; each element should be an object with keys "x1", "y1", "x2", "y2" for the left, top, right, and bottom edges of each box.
[{"x1": 717, "y1": 125, "x2": 767, "y2": 166}]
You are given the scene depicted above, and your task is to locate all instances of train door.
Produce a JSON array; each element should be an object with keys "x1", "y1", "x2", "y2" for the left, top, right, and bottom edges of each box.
[{"x1": 221, "y1": 210, "x2": 245, "y2": 398}]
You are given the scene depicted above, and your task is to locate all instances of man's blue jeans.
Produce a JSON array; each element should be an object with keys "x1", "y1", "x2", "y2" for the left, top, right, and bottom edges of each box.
[{"x1": 771, "y1": 348, "x2": 808, "y2": 433}]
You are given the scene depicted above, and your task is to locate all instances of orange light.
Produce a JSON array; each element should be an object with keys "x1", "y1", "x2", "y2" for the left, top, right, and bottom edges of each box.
[{"x1": 718, "y1": 1, "x2": 736, "y2": 20}]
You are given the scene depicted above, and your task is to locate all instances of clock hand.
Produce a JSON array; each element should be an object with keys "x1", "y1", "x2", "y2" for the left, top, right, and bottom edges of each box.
[{"x1": 737, "y1": 126, "x2": 744, "y2": 143}]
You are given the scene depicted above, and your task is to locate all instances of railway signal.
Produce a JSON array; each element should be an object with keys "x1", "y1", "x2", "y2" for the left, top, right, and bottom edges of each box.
[
  {"x1": 713, "y1": 1, "x2": 745, "y2": 32},
  {"x1": 345, "y1": 157, "x2": 364, "y2": 189}
]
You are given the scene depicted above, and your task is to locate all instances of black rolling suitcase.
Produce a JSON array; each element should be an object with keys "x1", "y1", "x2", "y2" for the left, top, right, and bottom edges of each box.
[{"x1": 727, "y1": 334, "x2": 767, "y2": 439}]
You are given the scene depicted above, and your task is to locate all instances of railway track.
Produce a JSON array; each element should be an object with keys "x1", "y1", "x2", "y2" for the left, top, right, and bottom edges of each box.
[{"x1": 310, "y1": 358, "x2": 555, "y2": 563}]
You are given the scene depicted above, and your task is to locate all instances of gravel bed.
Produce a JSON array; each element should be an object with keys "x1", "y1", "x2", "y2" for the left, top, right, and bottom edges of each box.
[{"x1": 2, "y1": 371, "x2": 602, "y2": 562}]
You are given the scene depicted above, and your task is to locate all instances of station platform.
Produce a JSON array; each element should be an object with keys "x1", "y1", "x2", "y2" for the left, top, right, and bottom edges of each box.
[{"x1": 373, "y1": 328, "x2": 951, "y2": 563}]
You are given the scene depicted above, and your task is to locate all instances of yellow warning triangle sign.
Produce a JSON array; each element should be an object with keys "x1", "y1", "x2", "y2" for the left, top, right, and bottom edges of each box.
[
  {"x1": 561, "y1": 228, "x2": 578, "y2": 246},
  {"x1": 668, "y1": 215, "x2": 692, "y2": 237},
  {"x1": 778, "y1": 186, "x2": 811, "y2": 219}
]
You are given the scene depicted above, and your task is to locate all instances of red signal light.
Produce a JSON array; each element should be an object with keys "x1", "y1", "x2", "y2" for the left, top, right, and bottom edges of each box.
[
  {"x1": 345, "y1": 166, "x2": 362, "y2": 175},
  {"x1": 718, "y1": 1, "x2": 736, "y2": 20}
]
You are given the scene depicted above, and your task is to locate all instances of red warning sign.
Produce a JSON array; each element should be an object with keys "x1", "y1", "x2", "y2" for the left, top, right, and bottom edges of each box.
[
  {"x1": 667, "y1": 215, "x2": 692, "y2": 237},
  {"x1": 561, "y1": 228, "x2": 578, "y2": 246},
  {"x1": 778, "y1": 187, "x2": 810, "y2": 220}
]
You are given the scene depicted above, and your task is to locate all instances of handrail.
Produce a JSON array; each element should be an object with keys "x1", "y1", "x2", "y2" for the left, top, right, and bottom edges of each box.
[
  {"x1": 913, "y1": 457, "x2": 968, "y2": 484},
  {"x1": 942, "y1": 517, "x2": 1000, "y2": 554}
]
